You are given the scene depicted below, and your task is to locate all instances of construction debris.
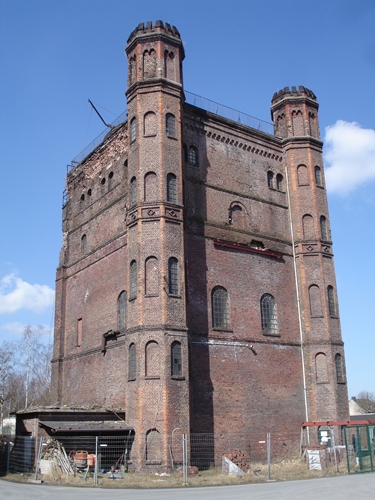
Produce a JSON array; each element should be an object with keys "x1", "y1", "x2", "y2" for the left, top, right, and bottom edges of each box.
[
  {"x1": 40, "y1": 439, "x2": 74, "y2": 475},
  {"x1": 222, "y1": 456, "x2": 245, "y2": 477}
]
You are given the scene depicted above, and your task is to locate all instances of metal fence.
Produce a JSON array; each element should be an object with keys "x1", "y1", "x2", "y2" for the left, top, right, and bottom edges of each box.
[{"x1": 2, "y1": 431, "x2": 302, "y2": 482}]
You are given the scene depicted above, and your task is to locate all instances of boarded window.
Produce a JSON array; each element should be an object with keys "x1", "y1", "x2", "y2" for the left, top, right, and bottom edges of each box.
[
  {"x1": 145, "y1": 257, "x2": 159, "y2": 295},
  {"x1": 230, "y1": 204, "x2": 246, "y2": 229},
  {"x1": 335, "y1": 353, "x2": 344, "y2": 383},
  {"x1": 145, "y1": 341, "x2": 160, "y2": 377},
  {"x1": 171, "y1": 341, "x2": 182, "y2": 376},
  {"x1": 130, "y1": 177, "x2": 137, "y2": 206},
  {"x1": 297, "y1": 165, "x2": 309, "y2": 186},
  {"x1": 166, "y1": 113, "x2": 175, "y2": 137},
  {"x1": 128, "y1": 343, "x2": 136, "y2": 380},
  {"x1": 143, "y1": 49, "x2": 156, "y2": 79},
  {"x1": 144, "y1": 111, "x2": 157, "y2": 136},
  {"x1": 309, "y1": 285, "x2": 323, "y2": 317},
  {"x1": 167, "y1": 173, "x2": 177, "y2": 203},
  {"x1": 212, "y1": 286, "x2": 230, "y2": 329},
  {"x1": 260, "y1": 293, "x2": 278, "y2": 335},
  {"x1": 118, "y1": 291, "x2": 127, "y2": 330},
  {"x1": 267, "y1": 171, "x2": 274, "y2": 189},
  {"x1": 302, "y1": 214, "x2": 314, "y2": 239},
  {"x1": 315, "y1": 353, "x2": 328, "y2": 383},
  {"x1": 144, "y1": 172, "x2": 158, "y2": 202},
  {"x1": 320, "y1": 216, "x2": 328, "y2": 240},
  {"x1": 130, "y1": 260, "x2": 137, "y2": 299},
  {"x1": 130, "y1": 117, "x2": 137, "y2": 143},
  {"x1": 276, "y1": 173, "x2": 283, "y2": 191},
  {"x1": 164, "y1": 50, "x2": 175, "y2": 80},
  {"x1": 327, "y1": 285, "x2": 336, "y2": 317},
  {"x1": 315, "y1": 166, "x2": 323, "y2": 187},
  {"x1": 146, "y1": 429, "x2": 162, "y2": 462},
  {"x1": 168, "y1": 257, "x2": 178, "y2": 295}
]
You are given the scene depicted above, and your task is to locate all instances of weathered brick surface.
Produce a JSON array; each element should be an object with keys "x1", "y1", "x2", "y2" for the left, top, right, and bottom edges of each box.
[{"x1": 51, "y1": 22, "x2": 349, "y2": 467}]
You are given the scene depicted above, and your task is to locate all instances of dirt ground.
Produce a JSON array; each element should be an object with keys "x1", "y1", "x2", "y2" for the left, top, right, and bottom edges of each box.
[{"x1": 2, "y1": 456, "x2": 351, "y2": 488}]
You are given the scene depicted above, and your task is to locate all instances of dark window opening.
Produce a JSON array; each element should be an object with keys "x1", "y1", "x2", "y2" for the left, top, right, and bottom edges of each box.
[
  {"x1": 171, "y1": 341, "x2": 182, "y2": 376},
  {"x1": 261, "y1": 293, "x2": 278, "y2": 335}
]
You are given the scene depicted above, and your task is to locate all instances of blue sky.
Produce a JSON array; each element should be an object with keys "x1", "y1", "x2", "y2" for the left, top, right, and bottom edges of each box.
[{"x1": 0, "y1": 0, "x2": 374, "y2": 398}]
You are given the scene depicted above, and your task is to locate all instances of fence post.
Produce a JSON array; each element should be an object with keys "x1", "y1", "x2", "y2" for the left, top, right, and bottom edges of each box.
[
  {"x1": 94, "y1": 436, "x2": 98, "y2": 485},
  {"x1": 267, "y1": 432, "x2": 271, "y2": 480},
  {"x1": 182, "y1": 433, "x2": 188, "y2": 485}
]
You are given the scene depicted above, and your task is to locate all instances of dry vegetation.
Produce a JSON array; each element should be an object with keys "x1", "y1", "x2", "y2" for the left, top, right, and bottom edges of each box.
[{"x1": 2, "y1": 455, "x2": 349, "y2": 489}]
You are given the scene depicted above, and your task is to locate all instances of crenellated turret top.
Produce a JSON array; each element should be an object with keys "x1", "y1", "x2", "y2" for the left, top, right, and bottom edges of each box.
[
  {"x1": 272, "y1": 86, "x2": 316, "y2": 104},
  {"x1": 127, "y1": 20, "x2": 181, "y2": 44}
]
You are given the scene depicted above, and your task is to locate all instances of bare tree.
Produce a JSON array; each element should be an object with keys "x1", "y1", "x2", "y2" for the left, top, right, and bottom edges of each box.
[
  {"x1": 356, "y1": 391, "x2": 375, "y2": 413},
  {"x1": 0, "y1": 325, "x2": 53, "y2": 423}
]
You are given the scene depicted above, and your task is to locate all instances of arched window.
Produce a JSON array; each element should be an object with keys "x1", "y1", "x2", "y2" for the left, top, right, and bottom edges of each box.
[
  {"x1": 335, "y1": 353, "x2": 344, "y2": 383},
  {"x1": 297, "y1": 164, "x2": 309, "y2": 186},
  {"x1": 118, "y1": 291, "x2": 127, "y2": 331},
  {"x1": 168, "y1": 257, "x2": 178, "y2": 295},
  {"x1": 144, "y1": 111, "x2": 157, "y2": 136},
  {"x1": 309, "y1": 284, "x2": 323, "y2": 317},
  {"x1": 130, "y1": 260, "x2": 137, "y2": 299},
  {"x1": 145, "y1": 341, "x2": 160, "y2": 377},
  {"x1": 130, "y1": 117, "x2": 137, "y2": 143},
  {"x1": 145, "y1": 257, "x2": 159, "y2": 295},
  {"x1": 267, "y1": 171, "x2": 274, "y2": 189},
  {"x1": 276, "y1": 173, "x2": 283, "y2": 191},
  {"x1": 229, "y1": 204, "x2": 246, "y2": 229},
  {"x1": 212, "y1": 286, "x2": 230, "y2": 329},
  {"x1": 144, "y1": 172, "x2": 158, "y2": 202},
  {"x1": 315, "y1": 166, "x2": 323, "y2": 187},
  {"x1": 315, "y1": 353, "x2": 328, "y2": 383},
  {"x1": 130, "y1": 177, "x2": 137, "y2": 206},
  {"x1": 327, "y1": 285, "x2": 336, "y2": 317},
  {"x1": 81, "y1": 234, "x2": 87, "y2": 255},
  {"x1": 128, "y1": 343, "x2": 136, "y2": 380},
  {"x1": 260, "y1": 293, "x2": 278, "y2": 335},
  {"x1": 167, "y1": 173, "x2": 177, "y2": 203},
  {"x1": 171, "y1": 341, "x2": 182, "y2": 376},
  {"x1": 146, "y1": 429, "x2": 162, "y2": 462},
  {"x1": 164, "y1": 50, "x2": 175, "y2": 80},
  {"x1": 320, "y1": 216, "x2": 328, "y2": 240},
  {"x1": 302, "y1": 214, "x2": 314, "y2": 239},
  {"x1": 166, "y1": 113, "x2": 175, "y2": 137},
  {"x1": 188, "y1": 146, "x2": 198, "y2": 165}
]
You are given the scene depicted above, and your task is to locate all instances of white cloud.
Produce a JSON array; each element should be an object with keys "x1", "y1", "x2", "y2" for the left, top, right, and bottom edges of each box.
[
  {"x1": 0, "y1": 274, "x2": 55, "y2": 314},
  {"x1": 324, "y1": 120, "x2": 375, "y2": 195}
]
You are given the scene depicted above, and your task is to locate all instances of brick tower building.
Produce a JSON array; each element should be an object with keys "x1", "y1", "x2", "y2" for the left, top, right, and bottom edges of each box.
[{"x1": 51, "y1": 21, "x2": 349, "y2": 467}]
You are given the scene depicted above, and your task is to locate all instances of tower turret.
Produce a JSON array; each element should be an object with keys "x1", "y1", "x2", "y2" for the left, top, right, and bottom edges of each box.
[
  {"x1": 124, "y1": 21, "x2": 189, "y2": 468},
  {"x1": 271, "y1": 87, "x2": 348, "y2": 423}
]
